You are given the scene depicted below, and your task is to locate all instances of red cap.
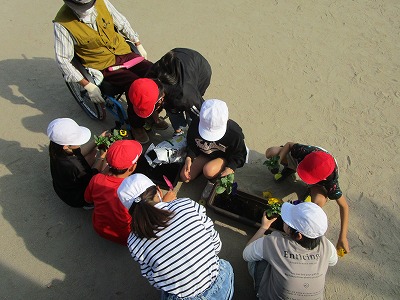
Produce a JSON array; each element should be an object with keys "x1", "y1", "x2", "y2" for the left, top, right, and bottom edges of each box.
[
  {"x1": 297, "y1": 151, "x2": 335, "y2": 184},
  {"x1": 106, "y1": 140, "x2": 143, "y2": 170},
  {"x1": 128, "y1": 78, "x2": 159, "y2": 118}
]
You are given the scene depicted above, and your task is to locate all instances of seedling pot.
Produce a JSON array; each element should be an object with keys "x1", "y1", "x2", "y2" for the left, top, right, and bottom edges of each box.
[{"x1": 208, "y1": 187, "x2": 283, "y2": 231}]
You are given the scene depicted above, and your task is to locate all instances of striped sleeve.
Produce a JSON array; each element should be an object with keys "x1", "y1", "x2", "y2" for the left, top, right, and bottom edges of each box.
[
  {"x1": 193, "y1": 199, "x2": 222, "y2": 254},
  {"x1": 104, "y1": 0, "x2": 139, "y2": 42},
  {"x1": 53, "y1": 22, "x2": 84, "y2": 82}
]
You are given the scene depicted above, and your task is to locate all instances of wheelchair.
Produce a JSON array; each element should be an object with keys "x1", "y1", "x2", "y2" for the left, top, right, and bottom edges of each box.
[{"x1": 65, "y1": 42, "x2": 141, "y2": 130}]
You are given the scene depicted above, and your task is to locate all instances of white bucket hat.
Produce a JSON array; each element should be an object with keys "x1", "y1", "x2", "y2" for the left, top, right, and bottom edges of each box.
[
  {"x1": 47, "y1": 118, "x2": 91, "y2": 146},
  {"x1": 117, "y1": 173, "x2": 155, "y2": 209},
  {"x1": 64, "y1": 0, "x2": 96, "y2": 11},
  {"x1": 198, "y1": 99, "x2": 229, "y2": 141},
  {"x1": 281, "y1": 202, "x2": 328, "y2": 238}
]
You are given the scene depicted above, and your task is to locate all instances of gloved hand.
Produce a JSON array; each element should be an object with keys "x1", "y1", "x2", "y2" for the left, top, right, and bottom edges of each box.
[
  {"x1": 84, "y1": 82, "x2": 105, "y2": 104},
  {"x1": 136, "y1": 44, "x2": 148, "y2": 59}
]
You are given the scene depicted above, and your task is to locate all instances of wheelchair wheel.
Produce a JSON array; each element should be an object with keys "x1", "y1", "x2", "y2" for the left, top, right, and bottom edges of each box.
[{"x1": 66, "y1": 81, "x2": 106, "y2": 120}]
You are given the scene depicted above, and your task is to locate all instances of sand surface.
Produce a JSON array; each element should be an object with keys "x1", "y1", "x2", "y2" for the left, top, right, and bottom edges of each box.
[{"x1": 1, "y1": 0, "x2": 399, "y2": 299}]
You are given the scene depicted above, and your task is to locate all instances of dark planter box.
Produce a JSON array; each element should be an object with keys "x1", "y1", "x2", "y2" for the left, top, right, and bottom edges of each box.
[
  {"x1": 135, "y1": 156, "x2": 182, "y2": 190},
  {"x1": 208, "y1": 187, "x2": 283, "y2": 231}
]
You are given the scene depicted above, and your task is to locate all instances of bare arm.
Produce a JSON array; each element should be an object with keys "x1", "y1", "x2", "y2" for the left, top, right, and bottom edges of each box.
[
  {"x1": 336, "y1": 195, "x2": 350, "y2": 253},
  {"x1": 246, "y1": 212, "x2": 277, "y2": 246},
  {"x1": 277, "y1": 142, "x2": 295, "y2": 164}
]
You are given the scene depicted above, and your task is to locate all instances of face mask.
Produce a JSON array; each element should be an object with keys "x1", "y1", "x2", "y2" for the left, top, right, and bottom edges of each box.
[
  {"x1": 74, "y1": 5, "x2": 95, "y2": 21},
  {"x1": 157, "y1": 192, "x2": 163, "y2": 203}
]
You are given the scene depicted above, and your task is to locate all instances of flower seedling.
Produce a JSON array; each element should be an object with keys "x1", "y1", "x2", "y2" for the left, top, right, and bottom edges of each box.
[
  {"x1": 266, "y1": 197, "x2": 283, "y2": 219},
  {"x1": 215, "y1": 173, "x2": 235, "y2": 195},
  {"x1": 264, "y1": 155, "x2": 281, "y2": 174},
  {"x1": 262, "y1": 192, "x2": 283, "y2": 219},
  {"x1": 94, "y1": 129, "x2": 127, "y2": 150}
]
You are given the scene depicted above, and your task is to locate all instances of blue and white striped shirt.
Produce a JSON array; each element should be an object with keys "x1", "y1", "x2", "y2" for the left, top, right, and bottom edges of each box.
[{"x1": 127, "y1": 198, "x2": 222, "y2": 298}]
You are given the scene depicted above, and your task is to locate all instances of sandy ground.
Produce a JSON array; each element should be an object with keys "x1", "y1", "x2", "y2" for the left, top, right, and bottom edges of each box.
[{"x1": 1, "y1": 0, "x2": 400, "y2": 299}]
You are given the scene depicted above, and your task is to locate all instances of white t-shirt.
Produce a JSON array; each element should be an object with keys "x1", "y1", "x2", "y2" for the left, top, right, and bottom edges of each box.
[{"x1": 243, "y1": 231, "x2": 337, "y2": 300}]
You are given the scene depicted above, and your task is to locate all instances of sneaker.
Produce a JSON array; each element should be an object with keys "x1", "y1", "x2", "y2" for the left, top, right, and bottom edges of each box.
[
  {"x1": 173, "y1": 129, "x2": 185, "y2": 137},
  {"x1": 200, "y1": 180, "x2": 216, "y2": 203},
  {"x1": 82, "y1": 203, "x2": 94, "y2": 210},
  {"x1": 274, "y1": 167, "x2": 295, "y2": 183},
  {"x1": 131, "y1": 127, "x2": 150, "y2": 144},
  {"x1": 152, "y1": 118, "x2": 169, "y2": 130}
]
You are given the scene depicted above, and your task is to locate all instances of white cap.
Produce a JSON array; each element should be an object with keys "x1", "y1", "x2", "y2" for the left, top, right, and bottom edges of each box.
[
  {"x1": 64, "y1": 0, "x2": 95, "y2": 11},
  {"x1": 47, "y1": 118, "x2": 91, "y2": 146},
  {"x1": 117, "y1": 173, "x2": 155, "y2": 209},
  {"x1": 198, "y1": 99, "x2": 229, "y2": 141},
  {"x1": 281, "y1": 202, "x2": 328, "y2": 238}
]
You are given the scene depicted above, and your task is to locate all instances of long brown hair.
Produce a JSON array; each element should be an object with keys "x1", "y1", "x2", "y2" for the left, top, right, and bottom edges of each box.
[
  {"x1": 49, "y1": 141, "x2": 66, "y2": 160},
  {"x1": 129, "y1": 186, "x2": 173, "y2": 239}
]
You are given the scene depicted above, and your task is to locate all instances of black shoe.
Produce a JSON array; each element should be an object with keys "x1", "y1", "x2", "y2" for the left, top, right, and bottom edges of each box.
[
  {"x1": 299, "y1": 189, "x2": 311, "y2": 202},
  {"x1": 275, "y1": 167, "x2": 295, "y2": 182}
]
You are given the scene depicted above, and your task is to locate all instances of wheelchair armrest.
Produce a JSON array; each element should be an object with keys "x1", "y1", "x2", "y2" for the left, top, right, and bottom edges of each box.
[
  {"x1": 70, "y1": 56, "x2": 96, "y2": 84},
  {"x1": 126, "y1": 40, "x2": 141, "y2": 56}
]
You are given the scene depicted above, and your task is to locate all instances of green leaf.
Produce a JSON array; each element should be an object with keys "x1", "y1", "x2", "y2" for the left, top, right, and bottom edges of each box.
[
  {"x1": 215, "y1": 186, "x2": 226, "y2": 194},
  {"x1": 227, "y1": 173, "x2": 235, "y2": 183},
  {"x1": 220, "y1": 176, "x2": 228, "y2": 185},
  {"x1": 226, "y1": 186, "x2": 232, "y2": 195}
]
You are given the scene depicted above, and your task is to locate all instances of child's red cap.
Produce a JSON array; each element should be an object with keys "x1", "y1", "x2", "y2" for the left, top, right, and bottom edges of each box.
[
  {"x1": 297, "y1": 151, "x2": 335, "y2": 184},
  {"x1": 106, "y1": 140, "x2": 142, "y2": 170},
  {"x1": 128, "y1": 78, "x2": 159, "y2": 118}
]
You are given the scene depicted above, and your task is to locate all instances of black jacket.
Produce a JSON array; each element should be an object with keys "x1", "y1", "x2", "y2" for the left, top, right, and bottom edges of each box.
[
  {"x1": 148, "y1": 48, "x2": 212, "y2": 117},
  {"x1": 50, "y1": 148, "x2": 98, "y2": 207}
]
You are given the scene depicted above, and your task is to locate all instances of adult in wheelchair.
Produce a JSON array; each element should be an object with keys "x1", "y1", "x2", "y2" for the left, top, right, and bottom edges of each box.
[
  {"x1": 65, "y1": 42, "x2": 145, "y2": 128},
  {"x1": 54, "y1": 0, "x2": 167, "y2": 144}
]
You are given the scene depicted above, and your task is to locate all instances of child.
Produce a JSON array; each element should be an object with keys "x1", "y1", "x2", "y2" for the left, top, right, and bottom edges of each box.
[
  {"x1": 181, "y1": 99, "x2": 248, "y2": 182},
  {"x1": 243, "y1": 202, "x2": 338, "y2": 299},
  {"x1": 47, "y1": 118, "x2": 107, "y2": 208},
  {"x1": 117, "y1": 173, "x2": 234, "y2": 299},
  {"x1": 265, "y1": 142, "x2": 350, "y2": 254},
  {"x1": 129, "y1": 48, "x2": 212, "y2": 136},
  {"x1": 84, "y1": 140, "x2": 142, "y2": 245}
]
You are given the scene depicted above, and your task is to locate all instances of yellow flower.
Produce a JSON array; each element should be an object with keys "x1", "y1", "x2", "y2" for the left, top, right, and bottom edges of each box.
[
  {"x1": 119, "y1": 129, "x2": 128, "y2": 137},
  {"x1": 262, "y1": 191, "x2": 273, "y2": 199},
  {"x1": 268, "y1": 197, "x2": 282, "y2": 205},
  {"x1": 337, "y1": 248, "x2": 346, "y2": 257}
]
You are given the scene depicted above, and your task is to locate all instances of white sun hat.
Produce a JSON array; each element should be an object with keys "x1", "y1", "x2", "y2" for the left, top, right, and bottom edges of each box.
[
  {"x1": 198, "y1": 99, "x2": 229, "y2": 141},
  {"x1": 47, "y1": 118, "x2": 91, "y2": 146}
]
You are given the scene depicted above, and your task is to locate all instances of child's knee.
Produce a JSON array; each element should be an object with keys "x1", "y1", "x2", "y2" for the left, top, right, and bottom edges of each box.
[
  {"x1": 203, "y1": 165, "x2": 219, "y2": 179},
  {"x1": 265, "y1": 147, "x2": 276, "y2": 158}
]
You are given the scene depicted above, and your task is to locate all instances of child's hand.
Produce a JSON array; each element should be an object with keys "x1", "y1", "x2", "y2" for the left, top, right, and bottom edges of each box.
[
  {"x1": 261, "y1": 211, "x2": 276, "y2": 230},
  {"x1": 162, "y1": 190, "x2": 177, "y2": 202},
  {"x1": 182, "y1": 157, "x2": 192, "y2": 182},
  {"x1": 99, "y1": 130, "x2": 109, "y2": 137},
  {"x1": 99, "y1": 149, "x2": 107, "y2": 159},
  {"x1": 220, "y1": 167, "x2": 234, "y2": 177},
  {"x1": 337, "y1": 238, "x2": 350, "y2": 254}
]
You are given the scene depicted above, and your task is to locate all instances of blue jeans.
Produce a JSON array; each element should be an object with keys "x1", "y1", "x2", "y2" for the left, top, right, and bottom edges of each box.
[
  {"x1": 248, "y1": 260, "x2": 269, "y2": 297},
  {"x1": 161, "y1": 259, "x2": 234, "y2": 300},
  {"x1": 167, "y1": 111, "x2": 191, "y2": 131}
]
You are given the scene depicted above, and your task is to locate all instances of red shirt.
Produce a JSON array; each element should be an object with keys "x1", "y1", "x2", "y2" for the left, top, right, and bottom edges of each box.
[{"x1": 84, "y1": 174, "x2": 132, "y2": 245}]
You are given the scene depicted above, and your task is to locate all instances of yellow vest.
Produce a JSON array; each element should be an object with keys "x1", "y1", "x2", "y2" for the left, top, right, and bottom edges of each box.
[{"x1": 54, "y1": 0, "x2": 131, "y2": 70}]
